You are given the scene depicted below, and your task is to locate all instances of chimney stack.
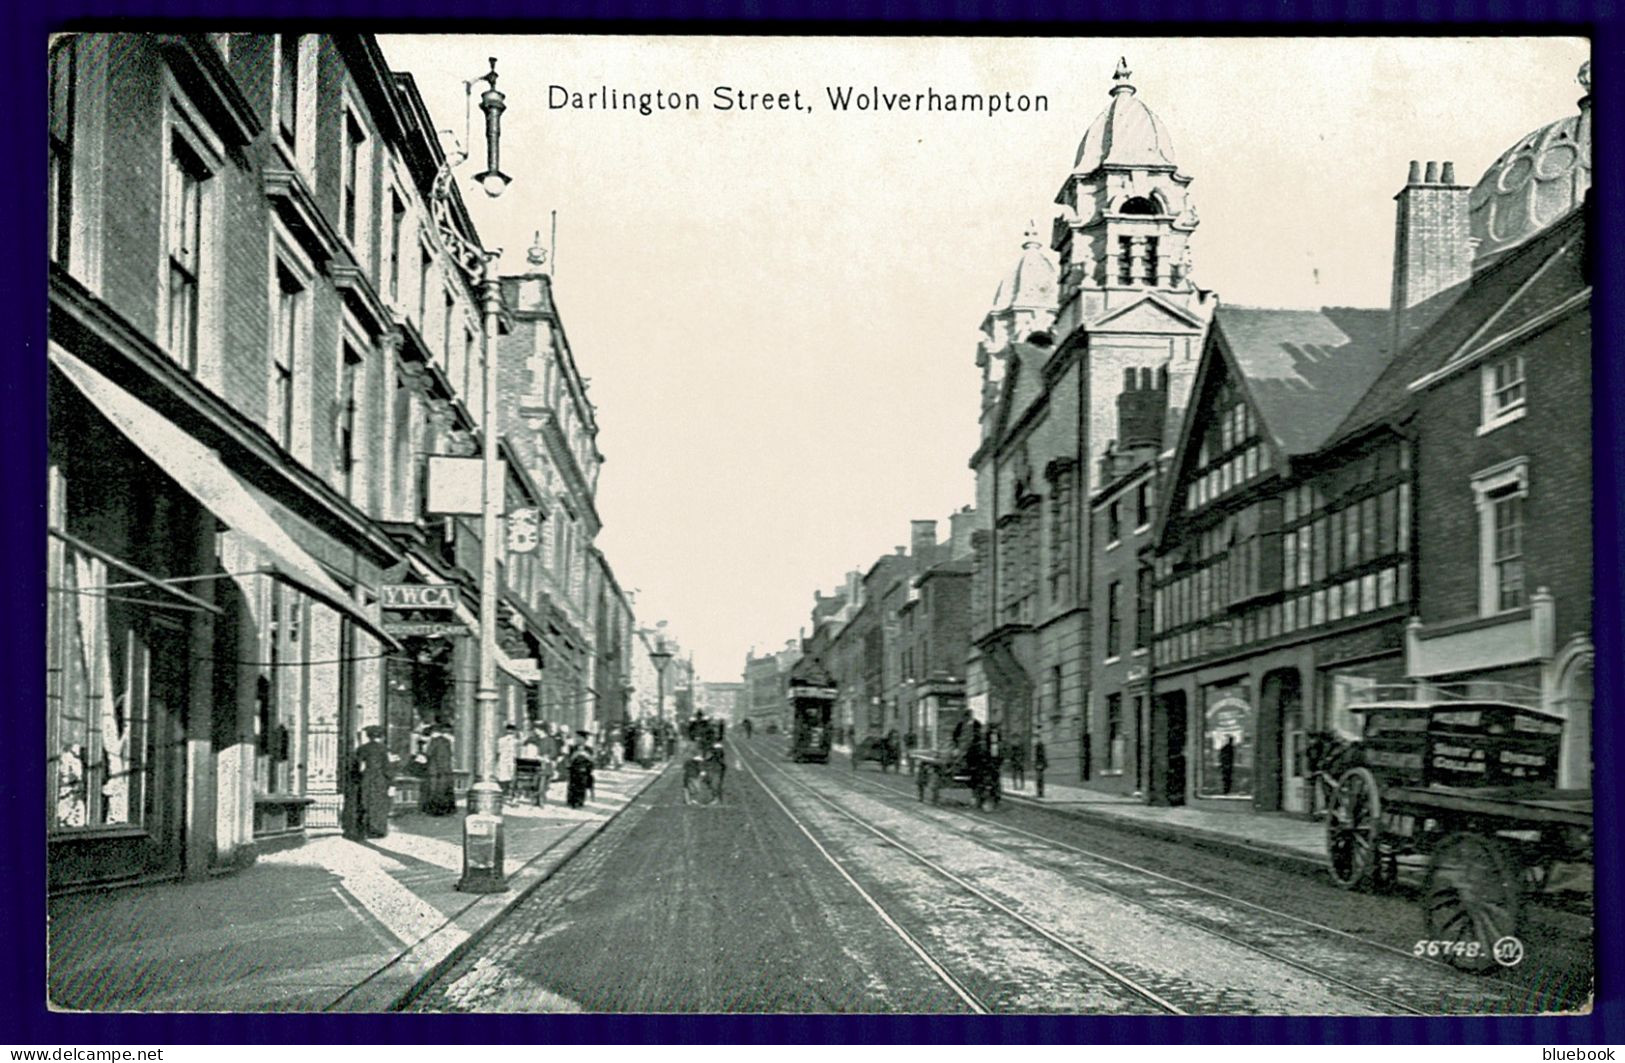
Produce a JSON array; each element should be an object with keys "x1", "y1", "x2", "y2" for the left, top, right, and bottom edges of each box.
[
  {"x1": 1390, "y1": 159, "x2": 1472, "y2": 352},
  {"x1": 910, "y1": 519, "x2": 939, "y2": 560},
  {"x1": 1117, "y1": 366, "x2": 1168, "y2": 453}
]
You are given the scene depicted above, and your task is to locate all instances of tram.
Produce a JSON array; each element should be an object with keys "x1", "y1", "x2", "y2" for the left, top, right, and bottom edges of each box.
[{"x1": 787, "y1": 678, "x2": 836, "y2": 763}]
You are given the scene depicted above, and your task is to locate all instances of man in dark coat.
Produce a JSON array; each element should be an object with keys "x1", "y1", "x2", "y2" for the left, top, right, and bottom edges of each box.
[
  {"x1": 421, "y1": 724, "x2": 456, "y2": 816},
  {"x1": 1033, "y1": 739, "x2": 1048, "y2": 798},
  {"x1": 1008, "y1": 740, "x2": 1027, "y2": 790},
  {"x1": 566, "y1": 738, "x2": 594, "y2": 809},
  {"x1": 350, "y1": 724, "x2": 393, "y2": 838},
  {"x1": 1220, "y1": 735, "x2": 1237, "y2": 794}
]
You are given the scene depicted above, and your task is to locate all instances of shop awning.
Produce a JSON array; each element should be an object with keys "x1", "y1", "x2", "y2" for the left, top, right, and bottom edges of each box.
[{"x1": 50, "y1": 345, "x2": 401, "y2": 650}]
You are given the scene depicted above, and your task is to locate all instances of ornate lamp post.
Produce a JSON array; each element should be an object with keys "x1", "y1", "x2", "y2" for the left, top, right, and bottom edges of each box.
[
  {"x1": 432, "y1": 58, "x2": 513, "y2": 894},
  {"x1": 650, "y1": 644, "x2": 673, "y2": 756}
]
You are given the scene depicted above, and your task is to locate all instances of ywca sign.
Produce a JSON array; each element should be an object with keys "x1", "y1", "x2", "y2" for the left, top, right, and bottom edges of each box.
[{"x1": 380, "y1": 583, "x2": 458, "y2": 611}]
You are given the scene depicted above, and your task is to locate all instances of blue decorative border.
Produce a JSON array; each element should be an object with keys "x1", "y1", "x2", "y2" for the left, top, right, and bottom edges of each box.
[{"x1": 6, "y1": 3, "x2": 1620, "y2": 1045}]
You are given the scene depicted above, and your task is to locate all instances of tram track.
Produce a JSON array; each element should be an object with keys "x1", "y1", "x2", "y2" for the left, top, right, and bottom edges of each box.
[
  {"x1": 828, "y1": 756, "x2": 1540, "y2": 1015},
  {"x1": 735, "y1": 740, "x2": 1186, "y2": 1014}
]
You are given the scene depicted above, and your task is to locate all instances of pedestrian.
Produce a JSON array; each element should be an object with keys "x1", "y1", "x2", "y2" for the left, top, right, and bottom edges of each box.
[
  {"x1": 567, "y1": 741, "x2": 594, "y2": 808},
  {"x1": 1034, "y1": 739, "x2": 1048, "y2": 798},
  {"x1": 623, "y1": 723, "x2": 639, "y2": 765},
  {"x1": 743, "y1": 718, "x2": 753, "y2": 740},
  {"x1": 636, "y1": 723, "x2": 655, "y2": 769},
  {"x1": 1220, "y1": 735, "x2": 1236, "y2": 795},
  {"x1": 905, "y1": 730, "x2": 917, "y2": 774},
  {"x1": 496, "y1": 723, "x2": 519, "y2": 796},
  {"x1": 349, "y1": 724, "x2": 393, "y2": 839},
  {"x1": 1009, "y1": 741, "x2": 1026, "y2": 790},
  {"x1": 422, "y1": 724, "x2": 457, "y2": 816}
]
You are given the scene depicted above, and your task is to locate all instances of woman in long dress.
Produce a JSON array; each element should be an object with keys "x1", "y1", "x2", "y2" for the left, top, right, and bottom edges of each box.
[
  {"x1": 350, "y1": 725, "x2": 393, "y2": 838},
  {"x1": 422, "y1": 725, "x2": 456, "y2": 815}
]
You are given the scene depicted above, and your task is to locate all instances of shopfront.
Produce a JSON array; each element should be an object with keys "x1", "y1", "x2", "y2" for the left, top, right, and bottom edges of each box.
[{"x1": 48, "y1": 347, "x2": 398, "y2": 888}]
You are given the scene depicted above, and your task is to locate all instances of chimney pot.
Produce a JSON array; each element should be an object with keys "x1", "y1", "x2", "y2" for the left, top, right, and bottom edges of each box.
[
  {"x1": 1441, "y1": 161, "x2": 1456, "y2": 184},
  {"x1": 1407, "y1": 160, "x2": 1422, "y2": 184},
  {"x1": 1424, "y1": 161, "x2": 1439, "y2": 183}
]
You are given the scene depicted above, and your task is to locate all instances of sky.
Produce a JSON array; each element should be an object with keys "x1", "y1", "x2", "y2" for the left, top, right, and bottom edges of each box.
[{"x1": 377, "y1": 34, "x2": 1589, "y2": 682}]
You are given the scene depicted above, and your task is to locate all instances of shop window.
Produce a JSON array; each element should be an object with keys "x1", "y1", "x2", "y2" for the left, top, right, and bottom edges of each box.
[
  {"x1": 1199, "y1": 681, "x2": 1252, "y2": 798},
  {"x1": 48, "y1": 532, "x2": 151, "y2": 832},
  {"x1": 1321, "y1": 657, "x2": 1406, "y2": 741}
]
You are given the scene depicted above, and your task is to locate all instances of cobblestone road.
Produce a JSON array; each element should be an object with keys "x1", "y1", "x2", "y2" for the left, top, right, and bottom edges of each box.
[{"x1": 408, "y1": 737, "x2": 1593, "y2": 1014}]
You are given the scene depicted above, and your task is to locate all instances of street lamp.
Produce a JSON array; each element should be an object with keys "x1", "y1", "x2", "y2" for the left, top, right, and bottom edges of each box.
[
  {"x1": 432, "y1": 58, "x2": 514, "y2": 894},
  {"x1": 650, "y1": 644, "x2": 673, "y2": 721}
]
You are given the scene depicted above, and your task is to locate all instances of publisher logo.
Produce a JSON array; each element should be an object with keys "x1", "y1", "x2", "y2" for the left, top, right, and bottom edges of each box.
[{"x1": 1493, "y1": 935, "x2": 1525, "y2": 967}]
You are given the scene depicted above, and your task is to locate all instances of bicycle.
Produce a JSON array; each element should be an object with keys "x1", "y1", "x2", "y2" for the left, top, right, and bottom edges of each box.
[{"x1": 683, "y1": 743, "x2": 726, "y2": 806}]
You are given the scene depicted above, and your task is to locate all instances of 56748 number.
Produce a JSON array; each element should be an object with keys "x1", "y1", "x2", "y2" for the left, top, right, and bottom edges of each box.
[{"x1": 1414, "y1": 940, "x2": 1482, "y2": 959}]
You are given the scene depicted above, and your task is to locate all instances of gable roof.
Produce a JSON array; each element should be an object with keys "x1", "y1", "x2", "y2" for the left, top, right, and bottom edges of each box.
[
  {"x1": 1331, "y1": 204, "x2": 1587, "y2": 444},
  {"x1": 1212, "y1": 306, "x2": 1394, "y2": 457},
  {"x1": 1089, "y1": 290, "x2": 1208, "y2": 333}
]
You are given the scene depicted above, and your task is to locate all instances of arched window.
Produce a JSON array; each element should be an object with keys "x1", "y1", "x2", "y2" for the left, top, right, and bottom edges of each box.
[{"x1": 1119, "y1": 196, "x2": 1159, "y2": 216}]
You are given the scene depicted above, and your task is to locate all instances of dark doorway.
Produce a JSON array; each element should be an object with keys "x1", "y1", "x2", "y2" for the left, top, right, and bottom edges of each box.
[
  {"x1": 1161, "y1": 691, "x2": 1187, "y2": 807},
  {"x1": 1258, "y1": 668, "x2": 1302, "y2": 813}
]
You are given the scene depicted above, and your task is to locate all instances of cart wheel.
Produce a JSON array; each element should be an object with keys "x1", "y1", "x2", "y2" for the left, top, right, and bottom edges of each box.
[
  {"x1": 928, "y1": 769, "x2": 942, "y2": 806},
  {"x1": 1424, "y1": 832, "x2": 1523, "y2": 974},
  {"x1": 1326, "y1": 767, "x2": 1382, "y2": 889}
]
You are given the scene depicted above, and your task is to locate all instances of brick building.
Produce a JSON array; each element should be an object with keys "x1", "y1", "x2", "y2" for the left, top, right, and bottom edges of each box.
[
  {"x1": 1144, "y1": 66, "x2": 1592, "y2": 811},
  {"x1": 1332, "y1": 93, "x2": 1592, "y2": 787},
  {"x1": 1082, "y1": 369, "x2": 1167, "y2": 795},
  {"x1": 45, "y1": 32, "x2": 646, "y2": 892},
  {"x1": 968, "y1": 59, "x2": 1212, "y2": 783}
]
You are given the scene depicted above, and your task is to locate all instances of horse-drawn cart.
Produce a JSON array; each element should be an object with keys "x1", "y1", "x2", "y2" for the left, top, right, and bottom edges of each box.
[
  {"x1": 1323, "y1": 686, "x2": 1591, "y2": 972},
  {"x1": 913, "y1": 747, "x2": 1001, "y2": 809}
]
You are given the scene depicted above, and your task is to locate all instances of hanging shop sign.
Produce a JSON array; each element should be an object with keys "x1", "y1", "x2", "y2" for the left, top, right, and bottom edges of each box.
[
  {"x1": 382, "y1": 620, "x2": 469, "y2": 638},
  {"x1": 425, "y1": 455, "x2": 506, "y2": 516},
  {"x1": 381, "y1": 583, "x2": 458, "y2": 611},
  {"x1": 507, "y1": 507, "x2": 540, "y2": 554}
]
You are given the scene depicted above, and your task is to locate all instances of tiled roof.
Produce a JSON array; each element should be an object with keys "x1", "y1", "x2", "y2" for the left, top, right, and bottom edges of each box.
[
  {"x1": 1211, "y1": 306, "x2": 1394, "y2": 456},
  {"x1": 1332, "y1": 204, "x2": 1586, "y2": 443}
]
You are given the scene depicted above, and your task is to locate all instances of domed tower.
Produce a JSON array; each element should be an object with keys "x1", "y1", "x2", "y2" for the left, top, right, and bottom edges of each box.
[
  {"x1": 976, "y1": 222, "x2": 1059, "y2": 417},
  {"x1": 1468, "y1": 60, "x2": 1591, "y2": 268},
  {"x1": 1051, "y1": 58, "x2": 1208, "y2": 339}
]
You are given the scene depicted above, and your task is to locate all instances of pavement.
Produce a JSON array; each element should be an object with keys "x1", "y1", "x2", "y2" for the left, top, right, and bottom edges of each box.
[
  {"x1": 47, "y1": 760, "x2": 667, "y2": 1013},
  {"x1": 996, "y1": 777, "x2": 1330, "y2": 873}
]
